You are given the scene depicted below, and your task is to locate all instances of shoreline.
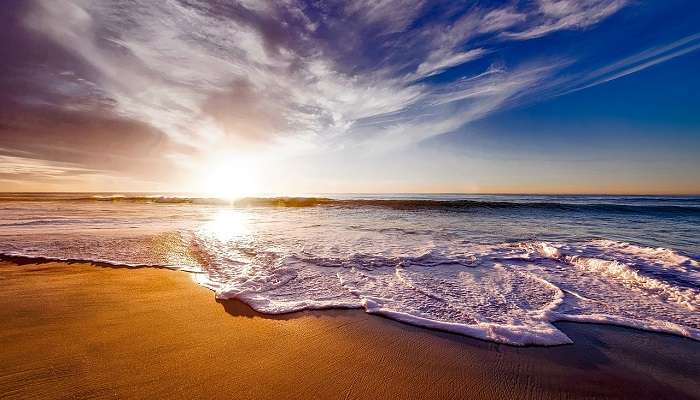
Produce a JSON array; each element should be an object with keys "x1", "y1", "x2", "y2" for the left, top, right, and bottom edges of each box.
[{"x1": 1, "y1": 260, "x2": 698, "y2": 399}]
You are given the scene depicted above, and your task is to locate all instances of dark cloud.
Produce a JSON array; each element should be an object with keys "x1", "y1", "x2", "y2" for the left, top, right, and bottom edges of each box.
[{"x1": 0, "y1": 102, "x2": 189, "y2": 179}]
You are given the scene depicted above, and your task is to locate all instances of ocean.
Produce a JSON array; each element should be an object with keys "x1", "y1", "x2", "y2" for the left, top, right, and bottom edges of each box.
[{"x1": 0, "y1": 193, "x2": 698, "y2": 345}]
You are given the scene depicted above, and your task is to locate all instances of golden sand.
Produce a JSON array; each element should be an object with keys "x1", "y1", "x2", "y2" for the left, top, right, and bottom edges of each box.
[{"x1": 1, "y1": 260, "x2": 698, "y2": 399}]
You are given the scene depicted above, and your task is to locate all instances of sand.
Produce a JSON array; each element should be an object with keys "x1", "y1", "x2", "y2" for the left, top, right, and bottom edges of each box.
[{"x1": 0, "y1": 260, "x2": 698, "y2": 400}]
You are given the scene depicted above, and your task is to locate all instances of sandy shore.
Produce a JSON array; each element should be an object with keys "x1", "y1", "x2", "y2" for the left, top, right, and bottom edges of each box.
[{"x1": 1, "y1": 260, "x2": 698, "y2": 399}]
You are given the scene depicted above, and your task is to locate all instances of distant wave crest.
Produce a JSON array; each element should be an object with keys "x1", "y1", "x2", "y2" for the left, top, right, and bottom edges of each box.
[{"x1": 1, "y1": 194, "x2": 699, "y2": 215}]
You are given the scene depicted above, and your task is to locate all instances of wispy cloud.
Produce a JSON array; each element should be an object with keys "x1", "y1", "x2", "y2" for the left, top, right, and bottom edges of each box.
[
  {"x1": 565, "y1": 33, "x2": 700, "y2": 93},
  {"x1": 0, "y1": 155, "x2": 98, "y2": 178},
  {"x1": 0, "y1": 154, "x2": 168, "y2": 191},
  {"x1": 344, "y1": 0, "x2": 427, "y2": 34},
  {"x1": 16, "y1": 0, "x2": 634, "y2": 167},
  {"x1": 348, "y1": 62, "x2": 565, "y2": 151},
  {"x1": 415, "y1": 49, "x2": 488, "y2": 79},
  {"x1": 503, "y1": 0, "x2": 628, "y2": 40}
]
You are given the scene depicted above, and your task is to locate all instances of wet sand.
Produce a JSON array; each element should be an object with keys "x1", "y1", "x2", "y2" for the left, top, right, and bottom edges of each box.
[{"x1": 1, "y1": 260, "x2": 698, "y2": 400}]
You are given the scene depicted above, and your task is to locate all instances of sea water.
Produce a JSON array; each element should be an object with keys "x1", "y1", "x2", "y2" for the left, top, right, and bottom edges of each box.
[{"x1": 0, "y1": 193, "x2": 698, "y2": 345}]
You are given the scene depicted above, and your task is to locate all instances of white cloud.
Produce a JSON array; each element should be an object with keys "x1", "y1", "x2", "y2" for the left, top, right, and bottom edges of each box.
[
  {"x1": 344, "y1": 0, "x2": 426, "y2": 34},
  {"x1": 22, "y1": 0, "x2": 631, "y2": 163},
  {"x1": 349, "y1": 62, "x2": 562, "y2": 150},
  {"x1": 478, "y1": 7, "x2": 527, "y2": 34},
  {"x1": 415, "y1": 49, "x2": 487, "y2": 79},
  {"x1": 24, "y1": 0, "x2": 433, "y2": 157},
  {"x1": 564, "y1": 33, "x2": 700, "y2": 94},
  {"x1": 504, "y1": 0, "x2": 628, "y2": 40}
]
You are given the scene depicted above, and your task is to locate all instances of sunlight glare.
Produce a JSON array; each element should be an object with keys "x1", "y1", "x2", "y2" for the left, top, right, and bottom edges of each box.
[
  {"x1": 200, "y1": 157, "x2": 260, "y2": 200},
  {"x1": 202, "y1": 209, "x2": 250, "y2": 242}
]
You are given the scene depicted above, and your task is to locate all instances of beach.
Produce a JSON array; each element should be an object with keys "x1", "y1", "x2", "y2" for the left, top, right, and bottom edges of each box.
[
  {"x1": 3, "y1": 0, "x2": 699, "y2": 398},
  {"x1": 1, "y1": 259, "x2": 698, "y2": 400}
]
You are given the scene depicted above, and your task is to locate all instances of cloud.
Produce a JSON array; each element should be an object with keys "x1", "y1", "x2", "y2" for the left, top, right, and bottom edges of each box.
[
  {"x1": 11, "y1": 0, "x2": 632, "y2": 174},
  {"x1": 0, "y1": 155, "x2": 100, "y2": 181},
  {"x1": 478, "y1": 7, "x2": 527, "y2": 34},
  {"x1": 504, "y1": 0, "x2": 628, "y2": 40},
  {"x1": 415, "y1": 49, "x2": 488, "y2": 79},
  {"x1": 0, "y1": 101, "x2": 186, "y2": 181},
  {"x1": 0, "y1": 153, "x2": 166, "y2": 191},
  {"x1": 23, "y1": 1, "x2": 434, "y2": 152},
  {"x1": 565, "y1": 33, "x2": 700, "y2": 93},
  {"x1": 344, "y1": 0, "x2": 426, "y2": 34},
  {"x1": 348, "y1": 62, "x2": 564, "y2": 150}
]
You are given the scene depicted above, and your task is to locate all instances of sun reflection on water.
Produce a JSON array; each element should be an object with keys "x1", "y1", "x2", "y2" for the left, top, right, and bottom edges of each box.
[{"x1": 201, "y1": 209, "x2": 251, "y2": 242}]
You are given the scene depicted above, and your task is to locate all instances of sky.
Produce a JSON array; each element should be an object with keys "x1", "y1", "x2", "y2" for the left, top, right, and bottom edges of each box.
[{"x1": 1, "y1": 0, "x2": 699, "y2": 195}]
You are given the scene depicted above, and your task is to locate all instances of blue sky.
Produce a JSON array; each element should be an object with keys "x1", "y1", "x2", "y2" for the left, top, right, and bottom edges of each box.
[{"x1": 1, "y1": 0, "x2": 699, "y2": 194}]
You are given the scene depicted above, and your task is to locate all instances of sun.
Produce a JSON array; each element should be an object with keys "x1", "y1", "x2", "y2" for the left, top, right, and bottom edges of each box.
[{"x1": 199, "y1": 158, "x2": 261, "y2": 200}]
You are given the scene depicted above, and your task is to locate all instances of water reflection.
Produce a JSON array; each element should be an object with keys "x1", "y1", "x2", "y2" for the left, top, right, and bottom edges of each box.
[{"x1": 201, "y1": 209, "x2": 251, "y2": 242}]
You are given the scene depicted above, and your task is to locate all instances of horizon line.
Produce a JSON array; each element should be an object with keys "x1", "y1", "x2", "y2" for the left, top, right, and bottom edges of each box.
[{"x1": 2, "y1": 191, "x2": 699, "y2": 197}]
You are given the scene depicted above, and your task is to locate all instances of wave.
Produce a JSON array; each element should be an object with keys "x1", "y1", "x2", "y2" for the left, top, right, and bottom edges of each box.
[
  {"x1": 0, "y1": 252, "x2": 201, "y2": 273},
  {"x1": 2, "y1": 238, "x2": 699, "y2": 346},
  {"x1": 1, "y1": 194, "x2": 699, "y2": 215},
  {"x1": 2, "y1": 193, "x2": 699, "y2": 346},
  {"x1": 0, "y1": 194, "x2": 232, "y2": 205}
]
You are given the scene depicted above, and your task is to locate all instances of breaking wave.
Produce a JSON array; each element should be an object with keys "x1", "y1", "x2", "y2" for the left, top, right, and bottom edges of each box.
[
  {"x1": 1, "y1": 194, "x2": 699, "y2": 346},
  {"x1": 2, "y1": 237, "x2": 698, "y2": 346}
]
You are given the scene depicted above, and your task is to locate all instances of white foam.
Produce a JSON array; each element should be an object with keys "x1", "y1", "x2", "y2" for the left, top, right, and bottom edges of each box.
[
  {"x1": 1, "y1": 200, "x2": 698, "y2": 346},
  {"x1": 566, "y1": 255, "x2": 698, "y2": 311}
]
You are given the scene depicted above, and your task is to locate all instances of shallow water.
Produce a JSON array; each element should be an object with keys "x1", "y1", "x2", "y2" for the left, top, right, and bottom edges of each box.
[{"x1": 0, "y1": 193, "x2": 698, "y2": 345}]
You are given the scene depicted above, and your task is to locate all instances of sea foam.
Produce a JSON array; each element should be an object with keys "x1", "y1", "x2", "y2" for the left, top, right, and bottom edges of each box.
[{"x1": 1, "y1": 195, "x2": 698, "y2": 345}]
